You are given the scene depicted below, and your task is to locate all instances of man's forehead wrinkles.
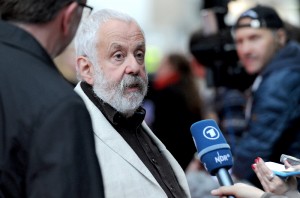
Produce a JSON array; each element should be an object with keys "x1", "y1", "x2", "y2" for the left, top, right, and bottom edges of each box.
[
  {"x1": 107, "y1": 41, "x2": 145, "y2": 51},
  {"x1": 109, "y1": 43, "x2": 122, "y2": 49}
]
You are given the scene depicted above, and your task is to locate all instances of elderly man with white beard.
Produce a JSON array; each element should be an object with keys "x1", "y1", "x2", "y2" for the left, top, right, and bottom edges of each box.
[{"x1": 74, "y1": 9, "x2": 191, "y2": 198}]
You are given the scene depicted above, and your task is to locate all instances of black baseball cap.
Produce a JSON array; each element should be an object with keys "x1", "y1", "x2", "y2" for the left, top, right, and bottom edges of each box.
[{"x1": 233, "y1": 5, "x2": 284, "y2": 30}]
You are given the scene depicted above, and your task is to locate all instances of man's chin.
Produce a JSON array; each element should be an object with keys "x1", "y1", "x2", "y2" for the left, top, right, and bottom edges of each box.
[
  {"x1": 244, "y1": 65, "x2": 260, "y2": 75},
  {"x1": 124, "y1": 92, "x2": 144, "y2": 101}
]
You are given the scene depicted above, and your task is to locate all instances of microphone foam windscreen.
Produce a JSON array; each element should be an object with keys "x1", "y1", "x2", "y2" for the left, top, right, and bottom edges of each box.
[{"x1": 190, "y1": 119, "x2": 233, "y2": 175}]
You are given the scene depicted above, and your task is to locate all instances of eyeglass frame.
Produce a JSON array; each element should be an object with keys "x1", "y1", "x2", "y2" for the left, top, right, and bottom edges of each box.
[{"x1": 76, "y1": 1, "x2": 93, "y2": 15}]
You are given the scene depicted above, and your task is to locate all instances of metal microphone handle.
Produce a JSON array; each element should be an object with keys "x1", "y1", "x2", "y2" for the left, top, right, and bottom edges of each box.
[{"x1": 216, "y1": 168, "x2": 235, "y2": 198}]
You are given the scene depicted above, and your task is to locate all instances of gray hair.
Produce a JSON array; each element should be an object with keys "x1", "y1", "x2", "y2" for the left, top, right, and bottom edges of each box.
[{"x1": 75, "y1": 8, "x2": 144, "y2": 61}]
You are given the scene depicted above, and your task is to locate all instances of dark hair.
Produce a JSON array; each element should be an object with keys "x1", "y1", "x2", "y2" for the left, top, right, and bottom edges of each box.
[
  {"x1": 166, "y1": 53, "x2": 204, "y2": 116},
  {"x1": 0, "y1": 0, "x2": 76, "y2": 23}
]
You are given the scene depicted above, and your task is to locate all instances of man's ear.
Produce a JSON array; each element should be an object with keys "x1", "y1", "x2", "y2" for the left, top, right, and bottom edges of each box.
[
  {"x1": 77, "y1": 56, "x2": 95, "y2": 85},
  {"x1": 276, "y1": 29, "x2": 287, "y2": 47},
  {"x1": 61, "y1": 2, "x2": 79, "y2": 36}
]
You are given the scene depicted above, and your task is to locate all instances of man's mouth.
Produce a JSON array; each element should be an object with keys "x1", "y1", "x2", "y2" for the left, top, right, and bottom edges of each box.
[{"x1": 125, "y1": 83, "x2": 141, "y2": 92}]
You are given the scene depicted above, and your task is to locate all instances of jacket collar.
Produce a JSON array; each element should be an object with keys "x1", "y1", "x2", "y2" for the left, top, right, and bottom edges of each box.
[
  {"x1": 74, "y1": 82, "x2": 161, "y2": 186},
  {"x1": 0, "y1": 20, "x2": 55, "y2": 69},
  {"x1": 261, "y1": 41, "x2": 300, "y2": 76}
]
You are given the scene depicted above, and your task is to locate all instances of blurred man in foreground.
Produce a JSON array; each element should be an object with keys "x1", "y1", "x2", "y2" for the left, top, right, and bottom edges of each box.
[{"x1": 0, "y1": 0, "x2": 104, "y2": 197}]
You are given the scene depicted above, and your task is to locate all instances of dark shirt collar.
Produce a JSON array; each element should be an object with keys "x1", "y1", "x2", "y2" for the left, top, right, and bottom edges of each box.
[
  {"x1": 80, "y1": 81, "x2": 145, "y2": 128},
  {"x1": 80, "y1": 81, "x2": 184, "y2": 198}
]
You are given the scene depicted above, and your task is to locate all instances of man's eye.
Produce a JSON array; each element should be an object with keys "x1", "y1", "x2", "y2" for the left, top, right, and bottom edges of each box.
[
  {"x1": 250, "y1": 35, "x2": 260, "y2": 41},
  {"x1": 114, "y1": 53, "x2": 124, "y2": 60},
  {"x1": 136, "y1": 51, "x2": 145, "y2": 60}
]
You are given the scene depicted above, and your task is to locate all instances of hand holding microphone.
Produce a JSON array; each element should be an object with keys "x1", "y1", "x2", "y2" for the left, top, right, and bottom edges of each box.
[{"x1": 190, "y1": 119, "x2": 235, "y2": 198}]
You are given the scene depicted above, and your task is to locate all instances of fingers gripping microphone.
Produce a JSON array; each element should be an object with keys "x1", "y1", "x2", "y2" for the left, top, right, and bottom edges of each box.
[{"x1": 190, "y1": 119, "x2": 235, "y2": 198}]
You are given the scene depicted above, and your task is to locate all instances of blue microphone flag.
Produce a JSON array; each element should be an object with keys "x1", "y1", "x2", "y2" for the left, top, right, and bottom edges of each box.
[{"x1": 190, "y1": 119, "x2": 233, "y2": 175}]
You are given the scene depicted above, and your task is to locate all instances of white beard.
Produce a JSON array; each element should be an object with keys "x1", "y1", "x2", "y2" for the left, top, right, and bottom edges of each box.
[{"x1": 92, "y1": 65, "x2": 148, "y2": 118}]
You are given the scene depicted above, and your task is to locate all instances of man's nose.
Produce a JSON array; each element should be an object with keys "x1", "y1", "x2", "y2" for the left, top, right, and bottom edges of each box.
[
  {"x1": 125, "y1": 55, "x2": 142, "y2": 74},
  {"x1": 238, "y1": 41, "x2": 252, "y2": 55}
]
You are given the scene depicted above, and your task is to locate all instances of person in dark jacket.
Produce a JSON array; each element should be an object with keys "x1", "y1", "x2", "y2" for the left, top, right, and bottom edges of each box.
[
  {"x1": 231, "y1": 5, "x2": 300, "y2": 188},
  {"x1": 0, "y1": 1, "x2": 104, "y2": 197},
  {"x1": 146, "y1": 52, "x2": 204, "y2": 170}
]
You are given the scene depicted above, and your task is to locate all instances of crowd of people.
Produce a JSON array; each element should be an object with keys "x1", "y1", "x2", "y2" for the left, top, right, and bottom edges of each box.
[{"x1": 1, "y1": 1, "x2": 300, "y2": 198}]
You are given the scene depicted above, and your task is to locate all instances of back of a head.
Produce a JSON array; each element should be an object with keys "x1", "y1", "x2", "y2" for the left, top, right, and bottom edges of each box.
[
  {"x1": 165, "y1": 53, "x2": 203, "y2": 115},
  {"x1": 233, "y1": 4, "x2": 284, "y2": 31},
  {"x1": 0, "y1": 0, "x2": 74, "y2": 23},
  {"x1": 167, "y1": 53, "x2": 191, "y2": 75}
]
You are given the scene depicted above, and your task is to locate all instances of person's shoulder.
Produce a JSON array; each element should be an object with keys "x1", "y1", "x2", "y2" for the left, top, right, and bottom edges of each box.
[
  {"x1": 34, "y1": 80, "x2": 88, "y2": 125},
  {"x1": 256, "y1": 68, "x2": 300, "y2": 100},
  {"x1": 264, "y1": 65, "x2": 300, "y2": 84},
  {"x1": 27, "y1": 69, "x2": 84, "y2": 111},
  {"x1": 41, "y1": 79, "x2": 82, "y2": 104}
]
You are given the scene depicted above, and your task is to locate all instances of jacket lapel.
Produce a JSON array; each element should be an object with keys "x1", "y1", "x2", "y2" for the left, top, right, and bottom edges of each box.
[{"x1": 74, "y1": 83, "x2": 160, "y2": 186}]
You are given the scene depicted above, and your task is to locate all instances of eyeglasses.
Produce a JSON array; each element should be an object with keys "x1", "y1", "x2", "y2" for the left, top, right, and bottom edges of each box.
[{"x1": 77, "y1": 1, "x2": 93, "y2": 16}]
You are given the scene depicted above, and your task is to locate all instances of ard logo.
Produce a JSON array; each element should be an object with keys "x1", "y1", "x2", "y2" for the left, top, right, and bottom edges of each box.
[{"x1": 203, "y1": 126, "x2": 220, "y2": 140}]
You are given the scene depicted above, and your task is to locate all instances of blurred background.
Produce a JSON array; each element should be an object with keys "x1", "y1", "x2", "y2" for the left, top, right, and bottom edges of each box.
[
  {"x1": 88, "y1": 0, "x2": 299, "y2": 60},
  {"x1": 55, "y1": 0, "x2": 300, "y2": 83}
]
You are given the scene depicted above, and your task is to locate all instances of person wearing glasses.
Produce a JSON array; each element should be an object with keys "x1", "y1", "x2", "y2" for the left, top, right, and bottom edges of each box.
[
  {"x1": 74, "y1": 9, "x2": 191, "y2": 198},
  {"x1": 0, "y1": 1, "x2": 104, "y2": 198}
]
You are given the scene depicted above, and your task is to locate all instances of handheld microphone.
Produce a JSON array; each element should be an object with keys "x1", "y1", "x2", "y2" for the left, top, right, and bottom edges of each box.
[{"x1": 190, "y1": 119, "x2": 235, "y2": 198}]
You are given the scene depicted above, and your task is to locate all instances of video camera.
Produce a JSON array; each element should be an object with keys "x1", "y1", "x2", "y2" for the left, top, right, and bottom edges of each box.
[{"x1": 189, "y1": 0, "x2": 256, "y2": 91}]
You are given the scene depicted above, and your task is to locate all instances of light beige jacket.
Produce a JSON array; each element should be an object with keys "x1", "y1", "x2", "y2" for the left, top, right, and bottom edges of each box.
[{"x1": 75, "y1": 83, "x2": 191, "y2": 198}]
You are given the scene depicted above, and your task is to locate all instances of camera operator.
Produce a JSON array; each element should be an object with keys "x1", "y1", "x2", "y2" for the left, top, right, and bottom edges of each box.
[{"x1": 189, "y1": 0, "x2": 255, "y2": 155}]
